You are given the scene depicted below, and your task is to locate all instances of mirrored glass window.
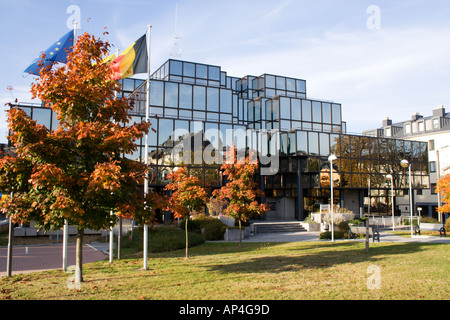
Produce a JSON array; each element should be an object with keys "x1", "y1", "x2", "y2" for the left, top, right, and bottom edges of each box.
[
  {"x1": 276, "y1": 76, "x2": 286, "y2": 90},
  {"x1": 207, "y1": 87, "x2": 219, "y2": 112},
  {"x1": 32, "y1": 108, "x2": 51, "y2": 128},
  {"x1": 179, "y1": 84, "x2": 192, "y2": 109},
  {"x1": 265, "y1": 75, "x2": 275, "y2": 88},
  {"x1": 332, "y1": 104, "x2": 341, "y2": 125},
  {"x1": 286, "y1": 78, "x2": 295, "y2": 91},
  {"x1": 312, "y1": 101, "x2": 321, "y2": 123},
  {"x1": 183, "y1": 62, "x2": 195, "y2": 77},
  {"x1": 319, "y1": 133, "x2": 330, "y2": 156},
  {"x1": 164, "y1": 82, "x2": 178, "y2": 108},
  {"x1": 170, "y1": 60, "x2": 182, "y2": 75},
  {"x1": 302, "y1": 100, "x2": 311, "y2": 121},
  {"x1": 220, "y1": 89, "x2": 232, "y2": 113},
  {"x1": 291, "y1": 98, "x2": 301, "y2": 121},
  {"x1": 158, "y1": 119, "x2": 174, "y2": 146},
  {"x1": 209, "y1": 66, "x2": 220, "y2": 80},
  {"x1": 196, "y1": 64, "x2": 207, "y2": 79},
  {"x1": 308, "y1": 132, "x2": 319, "y2": 155},
  {"x1": 296, "y1": 80, "x2": 306, "y2": 93},
  {"x1": 279, "y1": 97, "x2": 290, "y2": 119},
  {"x1": 297, "y1": 131, "x2": 308, "y2": 155},
  {"x1": 150, "y1": 80, "x2": 164, "y2": 106},
  {"x1": 322, "y1": 103, "x2": 331, "y2": 124},
  {"x1": 193, "y1": 86, "x2": 206, "y2": 110}
]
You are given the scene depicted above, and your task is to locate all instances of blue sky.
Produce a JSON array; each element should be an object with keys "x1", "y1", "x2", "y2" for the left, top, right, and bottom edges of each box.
[{"x1": 1, "y1": 0, "x2": 450, "y2": 143}]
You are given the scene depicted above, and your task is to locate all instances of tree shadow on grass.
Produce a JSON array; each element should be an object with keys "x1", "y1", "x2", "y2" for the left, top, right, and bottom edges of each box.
[{"x1": 205, "y1": 242, "x2": 446, "y2": 274}]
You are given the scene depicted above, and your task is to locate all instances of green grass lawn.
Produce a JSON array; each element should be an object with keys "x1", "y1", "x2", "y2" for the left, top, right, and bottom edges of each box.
[{"x1": 1, "y1": 240, "x2": 449, "y2": 300}]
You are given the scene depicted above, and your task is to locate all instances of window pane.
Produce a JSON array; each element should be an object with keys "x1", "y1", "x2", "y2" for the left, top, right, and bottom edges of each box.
[
  {"x1": 32, "y1": 108, "x2": 51, "y2": 128},
  {"x1": 220, "y1": 89, "x2": 232, "y2": 113},
  {"x1": 208, "y1": 66, "x2": 220, "y2": 80},
  {"x1": 332, "y1": 104, "x2": 341, "y2": 125},
  {"x1": 297, "y1": 131, "x2": 308, "y2": 155},
  {"x1": 207, "y1": 87, "x2": 219, "y2": 112},
  {"x1": 183, "y1": 62, "x2": 195, "y2": 77},
  {"x1": 279, "y1": 97, "x2": 290, "y2": 119},
  {"x1": 196, "y1": 64, "x2": 207, "y2": 79},
  {"x1": 276, "y1": 76, "x2": 286, "y2": 90},
  {"x1": 286, "y1": 78, "x2": 295, "y2": 91},
  {"x1": 296, "y1": 80, "x2": 306, "y2": 93},
  {"x1": 308, "y1": 132, "x2": 319, "y2": 155},
  {"x1": 158, "y1": 119, "x2": 173, "y2": 146},
  {"x1": 319, "y1": 133, "x2": 330, "y2": 156},
  {"x1": 193, "y1": 86, "x2": 206, "y2": 110},
  {"x1": 291, "y1": 98, "x2": 301, "y2": 121},
  {"x1": 150, "y1": 80, "x2": 164, "y2": 106},
  {"x1": 302, "y1": 100, "x2": 311, "y2": 121},
  {"x1": 322, "y1": 103, "x2": 331, "y2": 124},
  {"x1": 179, "y1": 84, "x2": 192, "y2": 109},
  {"x1": 164, "y1": 82, "x2": 178, "y2": 108},
  {"x1": 265, "y1": 75, "x2": 275, "y2": 88},
  {"x1": 312, "y1": 101, "x2": 321, "y2": 123},
  {"x1": 170, "y1": 60, "x2": 182, "y2": 75}
]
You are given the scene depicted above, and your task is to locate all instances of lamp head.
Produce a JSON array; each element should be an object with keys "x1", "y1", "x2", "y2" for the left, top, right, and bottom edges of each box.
[
  {"x1": 386, "y1": 174, "x2": 392, "y2": 180},
  {"x1": 328, "y1": 154, "x2": 337, "y2": 162},
  {"x1": 400, "y1": 159, "x2": 409, "y2": 168}
]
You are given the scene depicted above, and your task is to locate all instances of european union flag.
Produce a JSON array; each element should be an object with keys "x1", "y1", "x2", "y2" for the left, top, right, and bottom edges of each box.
[{"x1": 24, "y1": 30, "x2": 75, "y2": 76}]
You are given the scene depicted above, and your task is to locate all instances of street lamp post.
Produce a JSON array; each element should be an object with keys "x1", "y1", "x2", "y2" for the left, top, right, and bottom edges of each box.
[
  {"x1": 400, "y1": 159, "x2": 413, "y2": 237},
  {"x1": 386, "y1": 174, "x2": 395, "y2": 231},
  {"x1": 328, "y1": 154, "x2": 337, "y2": 242}
]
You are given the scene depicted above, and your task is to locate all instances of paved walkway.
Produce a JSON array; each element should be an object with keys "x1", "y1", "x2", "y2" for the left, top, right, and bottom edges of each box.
[{"x1": 1, "y1": 229, "x2": 448, "y2": 277}]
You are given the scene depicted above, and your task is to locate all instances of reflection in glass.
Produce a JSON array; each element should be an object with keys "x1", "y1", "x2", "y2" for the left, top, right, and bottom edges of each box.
[
  {"x1": 183, "y1": 62, "x2": 195, "y2": 77},
  {"x1": 179, "y1": 84, "x2": 192, "y2": 109},
  {"x1": 312, "y1": 101, "x2": 321, "y2": 123},
  {"x1": 291, "y1": 99, "x2": 301, "y2": 121},
  {"x1": 322, "y1": 103, "x2": 331, "y2": 124},
  {"x1": 193, "y1": 86, "x2": 206, "y2": 110},
  {"x1": 150, "y1": 80, "x2": 164, "y2": 106},
  {"x1": 220, "y1": 89, "x2": 232, "y2": 113},
  {"x1": 332, "y1": 104, "x2": 341, "y2": 124},
  {"x1": 170, "y1": 60, "x2": 182, "y2": 75},
  {"x1": 207, "y1": 87, "x2": 219, "y2": 112},
  {"x1": 158, "y1": 119, "x2": 174, "y2": 146},
  {"x1": 308, "y1": 132, "x2": 318, "y2": 155},
  {"x1": 164, "y1": 82, "x2": 178, "y2": 108},
  {"x1": 302, "y1": 100, "x2": 311, "y2": 121},
  {"x1": 32, "y1": 108, "x2": 51, "y2": 129},
  {"x1": 280, "y1": 97, "x2": 290, "y2": 119}
]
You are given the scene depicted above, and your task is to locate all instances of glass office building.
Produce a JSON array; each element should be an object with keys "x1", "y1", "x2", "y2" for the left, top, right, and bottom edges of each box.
[{"x1": 11, "y1": 59, "x2": 429, "y2": 221}]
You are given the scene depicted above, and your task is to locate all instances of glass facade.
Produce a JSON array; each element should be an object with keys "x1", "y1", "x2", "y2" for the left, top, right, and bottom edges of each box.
[{"x1": 11, "y1": 59, "x2": 429, "y2": 220}]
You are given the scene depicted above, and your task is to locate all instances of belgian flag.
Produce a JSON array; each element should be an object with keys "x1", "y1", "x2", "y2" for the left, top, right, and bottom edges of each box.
[{"x1": 110, "y1": 34, "x2": 147, "y2": 80}]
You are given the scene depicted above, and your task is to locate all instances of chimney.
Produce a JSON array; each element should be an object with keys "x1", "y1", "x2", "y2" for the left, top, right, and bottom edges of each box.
[
  {"x1": 411, "y1": 112, "x2": 422, "y2": 121},
  {"x1": 382, "y1": 116, "x2": 392, "y2": 127},
  {"x1": 432, "y1": 105, "x2": 445, "y2": 117}
]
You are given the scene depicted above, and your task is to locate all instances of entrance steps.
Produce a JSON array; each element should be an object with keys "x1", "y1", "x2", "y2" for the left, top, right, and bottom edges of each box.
[{"x1": 251, "y1": 221, "x2": 306, "y2": 234}]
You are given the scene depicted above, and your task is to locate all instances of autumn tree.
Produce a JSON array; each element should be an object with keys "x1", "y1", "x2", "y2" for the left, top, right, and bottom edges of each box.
[
  {"x1": 0, "y1": 32, "x2": 154, "y2": 283},
  {"x1": 436, "y1": 174, "x2": 450, "y2": 224},
  {"x1": 213, "y1": 144, "x2": 269, "y2": 247},
  {"x1": 165, "y1": 167, "x2": 207, "y2": 258}
]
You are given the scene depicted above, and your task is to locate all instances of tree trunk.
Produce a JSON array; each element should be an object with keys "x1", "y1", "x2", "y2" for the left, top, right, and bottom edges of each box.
[
  {"x1": 185, "y1": 213, "x2": 189, "y2": 259},
  {"x1": 75, "y1": 227, "x2": 84, "y2": 283},
  {"x1": 238, "y1": 219, "x2": 242, "y2": 248}
]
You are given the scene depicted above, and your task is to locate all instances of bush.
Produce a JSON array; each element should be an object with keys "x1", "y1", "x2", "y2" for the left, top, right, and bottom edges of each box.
[
  {"x1": 420, "y1": 216, "x2": 440, "y2": 224},
  {"x1": 180, "y1": 215, "x2": 228, "y2": 240},
  {"x1": 319, "y1": 231, "x2": 345, "y2": 240},
  {"x1": 122, "y1": 225, "x2": 204, "y2": 254},
  {"x1": 194, "y1": 216, "x2": 227, "y2": 240},
  {"x1": 445, "y1": 218, "x2": 450, "y2": 233}
]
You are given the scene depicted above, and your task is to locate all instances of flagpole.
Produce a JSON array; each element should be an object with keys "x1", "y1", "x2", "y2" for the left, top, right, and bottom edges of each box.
[{"x1": 143, "y1": 24, "x2": 152, "y2": 271}]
